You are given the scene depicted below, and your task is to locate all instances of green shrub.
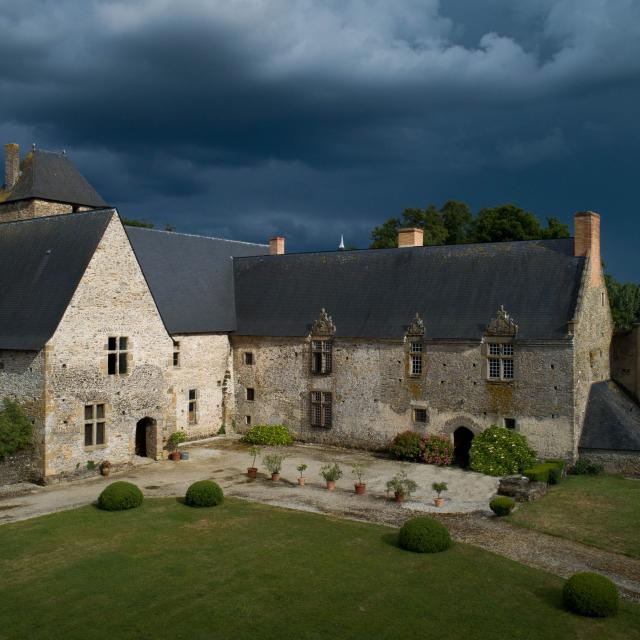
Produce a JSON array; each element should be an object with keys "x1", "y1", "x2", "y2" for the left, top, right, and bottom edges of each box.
[
  {"x1": 185, "y1": 480, "x2": 224, "y2": 507},
  {"x1": 548, "y1": 466, "x2": 562, "y2": 485},
  {"x1": 388, "y1": 431, "x2": 422, "y2": 461},
  {"x1": 469, "y1": 426, "x2": 536, "y2": 476},
  {"x1": 563, "y1": 572, "x2": 619, "y2": 617},
  {"x1": 398, "y1": 517, "x2": 452, "y2": 553},
  {"x1": 569, "y1": 458, "x2": 604, "y2": 476},
  {"x1": 490, "y1": 496, "x2": 515, "y2": 516},
  {"x1": 98, "y1": 482, "x2": 144, "y2": 511},
  {"x1": 0, "y1": 398, "x2": 33, "y2": 461},
  {"x1": 523, "y1": 463, "x2": 554, "y2": 483},
  {"x1": 241, "y1": 424, "x2": 293, "y2": 446}
]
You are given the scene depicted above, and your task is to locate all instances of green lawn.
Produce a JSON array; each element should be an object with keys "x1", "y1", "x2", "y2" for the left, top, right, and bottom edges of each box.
[
  {"x1": 509, "y1": 474, "x2": 640, "y2": 558},
  {"x1": 0, "y1": 498, "x2": 638, "y2": 640}
]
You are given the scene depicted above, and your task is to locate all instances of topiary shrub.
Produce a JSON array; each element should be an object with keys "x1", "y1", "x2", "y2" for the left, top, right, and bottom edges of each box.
[
  {"x1": 398, "y1": 517, "x2": 452, "y2": 553},
  {"x1": 185, "y1": 480, "x2": 224, "y2": 507},
  {"x1": 420, "y1": 434, "x2": 453, "y2": 466},
  {"x1": 98, "y1": 481, "x2": 144, "y2": 511},
  {"x1": 469, "y1": 426, "x2": 536, "y2": 476},
  {"x1": 240, "y1": 424, "x2": 293, "y2": 446},
  {"x1": 388, "y1": 431, "x2": 422, "y2": 461},
  {"x1": 523, "y1": 463, "x2": 554, "y2": 483},
  {"x1": 490, "y1": 496, "x2": 515, "y2": 516},
  {"x1": 563, "y1": 572, "x2": 619, "y2": 617}
]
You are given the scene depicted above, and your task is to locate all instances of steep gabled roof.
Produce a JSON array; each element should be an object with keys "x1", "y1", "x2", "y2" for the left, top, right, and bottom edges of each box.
[
  {"x1": 126, "y1": 227, "x2": 269, "y2": 334},
  {"x1": 4, "y1": 150, "x2": 107, "y2": 207},
  {"x1": 0, "y1": 210, "x2": 114, "y2": 350},
  {"x1": 233, "y1": 238, "x2": 585, "y2": 340}
]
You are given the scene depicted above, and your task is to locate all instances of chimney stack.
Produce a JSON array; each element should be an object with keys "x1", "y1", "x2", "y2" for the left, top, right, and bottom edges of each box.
[
  {"x1": 269, "y1": 236, "x2": 285, "y2": 255},
  {"x1": 398, "y1": 227, "x2": 424, "y2": 248},
  {"x1": 574, "y1": 211, "x2": 602, "y2": 287},
  {"x1": 4, "y1": 143, "x2": 20, "y2": 191}
]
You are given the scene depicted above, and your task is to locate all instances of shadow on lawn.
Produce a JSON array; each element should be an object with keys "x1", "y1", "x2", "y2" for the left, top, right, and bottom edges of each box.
[{"x1": 381, "y1": 532, "x2": 402, "y2": 549}]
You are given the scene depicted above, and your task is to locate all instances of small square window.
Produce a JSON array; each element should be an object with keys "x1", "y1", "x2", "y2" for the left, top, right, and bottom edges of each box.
[
  {"x1": 244, "y1": 352, "x2": 254, "y2": 365},
  {"x1": 245, "y1": 415, "x2": 252, "y2": 425},
  {"x1": 504, "y1": 418, "x2": 516, "y2": 430},
  {"x1": 246, "y1": 388, "x2": 255, "y2": 401},
  {"x1": 413, "y1": 408, "x2": 427, "y2": 423}
]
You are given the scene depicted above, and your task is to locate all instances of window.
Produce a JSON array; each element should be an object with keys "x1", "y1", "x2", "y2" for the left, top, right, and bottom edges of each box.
[
  {"x1": 107, "y1": 336, "x2": 129, "y2": 375},
  {"x1": 245, "y1": 415, "x2": 251, "y2": 425},
  {"x1": 487, "y1": 342, "x2": 514, "y2": 380},
  {"x1": 311, "y1": 391, "x2": 332, "y2": 427},
  {"x1": 504, "y1": 418, "x2": 516, "y2": 430},
  {"x1": 173, "y1": 341, "x2": 180, "y2": 367},
  {"x1": 188, "y1": 389, "x2": 198, "y2": 424},
  {"x1": 246, "y1": 388, "x2": 255, "y2": 401},
  {"x1": 244, "y1": 352, "x2": 254, "y2": 365},
  {"x1": 413, "y1": 408, "x2": 427, "y2": 423},
  {"x1": 311, "y1": 340, "x2": 332, "y2": 375},
  {"x1": 84, "y1": 403, "x2": 106, "y2": 448},
  {"x1": 409, "y1": 341, "x2": 423, "y2": 376}
]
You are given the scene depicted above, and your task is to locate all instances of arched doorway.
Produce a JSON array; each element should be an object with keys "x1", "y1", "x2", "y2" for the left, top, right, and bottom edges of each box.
[
  {"x1": 453, "y1": 427, "x2": 474, "y2": 468},
  {"x1": 135, "y1": 417, "x2": 157, "y2": 458}
]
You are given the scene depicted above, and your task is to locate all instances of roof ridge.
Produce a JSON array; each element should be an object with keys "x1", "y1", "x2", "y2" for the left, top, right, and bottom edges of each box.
[
  {"x1": 125, "y1": 225, "x2": 268, "y2": 247},
  {"x1": 0, "y1": 208, "x2": 115, "y2": 226}
]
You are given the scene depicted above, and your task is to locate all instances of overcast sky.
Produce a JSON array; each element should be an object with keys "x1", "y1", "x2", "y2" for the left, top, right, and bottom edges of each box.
[{"x1": 1, "y1": 0, "x2": 638, "y2": 280}]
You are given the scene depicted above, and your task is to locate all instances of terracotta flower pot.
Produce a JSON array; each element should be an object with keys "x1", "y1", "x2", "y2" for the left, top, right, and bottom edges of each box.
[
  {"x1": 354, "y1": 483, "x2": 366, "y2": 495},
  {"x1": 326, "y1": 480, "x2": 336, "y2": 491},
  {"x1": 297, "y1": 477, "x2": 306, "y2": 486},
  {"x1": 247, "y1": 467, "x2": 258, "y2": 478},
  {"x1": 434, "y1": 497, "x2": 445, "y2": 507},
  {"x1": 169, "y1": 451, "x2": 181, "y2": 461},
  {"x1": 394, "y1": 492, "x2": 405, "y2": 503},
  {"x1": 271, "y1": 472, "x2": 280, "y2": 482}
]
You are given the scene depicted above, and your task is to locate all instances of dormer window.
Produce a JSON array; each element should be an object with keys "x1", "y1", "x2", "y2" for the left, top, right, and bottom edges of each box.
[
  {"x1": 409, "y1": 341, "x2": 423, "y2": 376},
  {"x1": 405, "y1": 313, "x2": 425, "y2": 378},
  {"x1": 311, "y1": 340, "x2": 332, "y2": 375},
  {"x1": 487, "y1": 342, "x2": 514, "y2": 380}
]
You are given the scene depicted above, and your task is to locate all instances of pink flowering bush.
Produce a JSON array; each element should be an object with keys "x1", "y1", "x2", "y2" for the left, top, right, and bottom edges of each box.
[{"x1": 420, "y1": 434, "x2": 453, "y2": 466}]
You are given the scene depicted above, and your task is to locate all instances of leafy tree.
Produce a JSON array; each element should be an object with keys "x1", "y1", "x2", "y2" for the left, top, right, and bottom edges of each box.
[
  {"x1": 0, "y1": 398, "x2": 33, "y2": 460},
  {"x1": 441, "y1": 200, "x2": 473, "y2": 245},
  {"x1": 605, "y1": 273, "x2": 640, "y2": 332},
  {"x1": 121, "y1": 218, "x2": 154, "y2": 229}
]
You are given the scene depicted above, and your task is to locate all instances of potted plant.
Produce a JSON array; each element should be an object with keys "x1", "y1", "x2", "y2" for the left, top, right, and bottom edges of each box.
[
  {"x1": 100, "y1": 460, "x2": 111, "y2": 477},
  {"x1": 432, "y1": 481, "x2": 448, "y2": 507},
  {"x1": 351, "y1": 463, "x2": 367, "y2": 495},
  {"x1": 263, "y1": 451, "x2": 286, "y2": 481},
  {"x1": 167, "y1": 431, "x2": 186, "y2": 460},
  {"x1": 320, "y1": 463, "x2": 342, "y2": 490},
  {"x1": 296, "y1": 463, "x2": 308, "y2": 486},
  {"x1": 385, "y1": 471, "x2": 417, "y2": 503},
  {"x1": 247, "y1": 446, "x2": 261, "y2": 478}
]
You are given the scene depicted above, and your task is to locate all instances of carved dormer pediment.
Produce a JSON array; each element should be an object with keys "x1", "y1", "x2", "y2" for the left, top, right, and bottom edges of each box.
[
  {"x1": 486, "y1": 305, "x2": 518, "y2": 337},
  {"x1": 406, "y1": 312, "x2": 425, "y2": 337},
  {"x1": 310, "y1": 308, "x2": 336, "y2": 337}
]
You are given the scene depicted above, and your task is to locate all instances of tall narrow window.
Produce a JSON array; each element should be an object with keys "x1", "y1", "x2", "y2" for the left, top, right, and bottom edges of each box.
[
  {"x1": 107, "y1": 337, "x2": 129, "y2": 375},
  {"x1": 310, "y1": 391, "x2": 332, "y2": 427},
  {"x1": 188, "y1": 389, "x2": 198, "y2": 424},
  {"x1": 244, "y1": 352, "x2": 254, "y2": 365},
  {"x1": 173, "y1": 341, "x2": 180, "y2": 367},
  {"x1": 409, "y1": 341, "x2": 423, "y2": 376},
  {"x1": 487, "y1": 343, "x2": 514, "y2": 380},
  {"x1": 84, "y1": 403, "x2": 106, "y2": 448},
  {"x1": 311, "y1": 340, "x2": 332, "y2": 375},
  {"x1": 246, "y1": 388, "x2": 255, "y2": 401}
]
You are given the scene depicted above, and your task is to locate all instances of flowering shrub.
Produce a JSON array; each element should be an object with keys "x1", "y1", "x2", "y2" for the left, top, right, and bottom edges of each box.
[
  {"x1": 420, "y1": 434, "x2": 453, "y2": 466},
  {"x1": 388, "y1": 431, "x2": 422, "y2": 461},
  {"x1": 469, "y1": 426, "x2": 536, "y2": 477}
]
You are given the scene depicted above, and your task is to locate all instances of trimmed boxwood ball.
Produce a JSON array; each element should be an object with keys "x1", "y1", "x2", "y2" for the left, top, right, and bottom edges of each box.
[
  {"x1": 98, "y1": 481, "x2": 143, "y2": 511},
  {"x1": 185, "y1": 480, "x2": 224, "y2": 507},
  {"x1": 490, "y1": 496, "x2": 515, "y2": 516},
  {"x1": 563, "y1": 572, "x2": 619, "y2": 617},
  {"x1": 398, "y1": 517, "x2": 452, "y2": 553}
]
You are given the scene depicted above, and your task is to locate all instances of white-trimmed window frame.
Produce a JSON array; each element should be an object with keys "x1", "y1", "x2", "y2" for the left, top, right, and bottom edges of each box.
[
  {"x1": 486, "y1": 340, "x2": 515, "y2": 381},
  {"x1": 409, "y1": 340, "x2": 423, "y2": 377}
]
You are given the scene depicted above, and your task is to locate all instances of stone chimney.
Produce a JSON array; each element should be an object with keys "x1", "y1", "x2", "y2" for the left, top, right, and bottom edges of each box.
[
  {"x1": 269, "y1": 236, "x2": 285, "y2": 255},
  {"x1": 4, "y1": 143, "x2": 20, "y2": 191},
  {"x1": 574, "y1": 211, "x2": 602, "y2": 286},
  {"x1": 398, "y1": 227, "x2": 424, "y2": 248}
]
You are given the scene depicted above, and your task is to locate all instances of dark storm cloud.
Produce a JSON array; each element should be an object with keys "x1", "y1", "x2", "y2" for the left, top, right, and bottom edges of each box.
[{"x1": 1, "y1": 0, "x2": 639, "y2": 278}]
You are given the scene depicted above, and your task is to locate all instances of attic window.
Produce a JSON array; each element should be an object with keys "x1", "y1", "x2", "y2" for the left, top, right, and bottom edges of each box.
[
  {"x1": 311, "y1": 340, "x2": 332, "y2": 375},
  {"x1": 173, "y1": 341, "x2": 180, "y2": 367},
  {"x1": 409, "y1": 341, "x2": 423, "y2": 376},
  {"x1": 487, "y1": 342, "x2": 514, "y2": 381},
  {"x1": 107, "y1": 337, "x2": 129, "y2": 375}
]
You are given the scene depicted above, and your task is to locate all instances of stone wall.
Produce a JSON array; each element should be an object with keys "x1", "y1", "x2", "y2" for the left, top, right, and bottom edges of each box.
[
  {"x1": 0, "y1": 199, "x2": 78, "y2": 223},
  {"x1": 0, "y1": 449, "x2": 37, "y2": 485},
  {"x1": 170, "y1": 334, "x2": 234, "y2": 439},
  {"x1": 43, "y1": 213, "x2": 175, "y2": 478},
  {"x1": 611, "y1": 325, "x2": 639, "y2": 402},
  {"x1": 231, "y1": 335, "x2": 576, "y2": 458},
  {"x1": 578, "y1": 448, "x2": 640, "y2": 475}
]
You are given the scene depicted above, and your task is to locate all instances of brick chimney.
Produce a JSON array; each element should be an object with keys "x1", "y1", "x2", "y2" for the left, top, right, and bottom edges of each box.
[
  {"x1": 574, "y1": 211, "x2": 602, "y2": 287},
  {"x1": 269, "y1": 236, "x2": 285, "y2": 255},
  {"x1": 4, "y1": 143, "x2": 20, "y2": 190},
  {"x1": 398, "y1": 227, "x2": 424, "y2": 248}
]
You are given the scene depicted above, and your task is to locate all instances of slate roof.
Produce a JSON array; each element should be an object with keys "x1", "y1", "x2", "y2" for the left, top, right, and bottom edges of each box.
[
  {"x1": 580, "y1": 381, "x2": 640, "y2": 451},
  {"x1": 126, "y1": 227, "x2": 269, "y2": 334},
  {"x1": 233, "y1": 238, "x2": 585, "y2": 340},
  {"x1": 3, "y1": 150, "x2": 107, "y2": 208},
  {"x1": 0, "y1": 209, "x2": 114, "y2": 350}
]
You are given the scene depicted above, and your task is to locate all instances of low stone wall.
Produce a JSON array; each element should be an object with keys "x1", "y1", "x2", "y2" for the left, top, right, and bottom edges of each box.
[
  {"x1": 0, "y1": 449, "x2": 37, "y2": 485},
  {"x1": 578, "y1": 448, "x2": 640, "y2": 475}
]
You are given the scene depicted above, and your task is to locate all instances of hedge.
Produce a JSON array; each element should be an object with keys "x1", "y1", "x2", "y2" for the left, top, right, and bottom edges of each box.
[
  {"x1": 563, "y1": 572, "x2": 619, "y2": 617},
  {"x1": 398, "y1": 517, "x2": 452, "y2": 553},
  {"x1": 185, "y1": 480, "x2": 224, "y2": 507},
  {"x1": 490, "y1": 496, "x2": 515, "y2": 516},
  {"x1": 98, "y1": 482, "x2": 144, "y2": 511},
  {"x1": 240, "y1": 424, "x2": 293, "y2": 446}
]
